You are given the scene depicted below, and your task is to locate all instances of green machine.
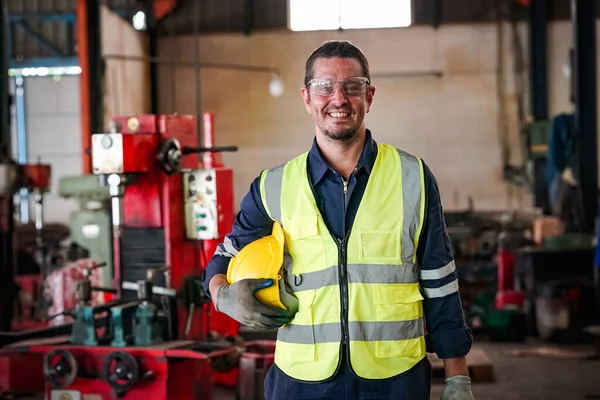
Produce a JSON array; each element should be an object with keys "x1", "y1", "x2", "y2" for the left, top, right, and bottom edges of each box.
[{"x1": 58, "y1": 175, "x2": 113, "y2": 289}]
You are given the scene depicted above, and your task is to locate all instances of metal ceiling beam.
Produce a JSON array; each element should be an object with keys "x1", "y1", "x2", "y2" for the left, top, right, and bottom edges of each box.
[
  {"x1": 8, "y1": 12, "x2": 76, "y2": 22},
  {"x1": 14, "y1": 20, "x2": 66, "y2": 58},
  {"x1": 9, "y1": 56, "x2": 78, "y2": 69}
]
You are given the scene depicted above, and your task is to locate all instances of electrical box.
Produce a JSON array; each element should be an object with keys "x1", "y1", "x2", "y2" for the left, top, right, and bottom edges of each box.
[{"x1": 183, "y1": 168, "x2": 234, "y2": 240}]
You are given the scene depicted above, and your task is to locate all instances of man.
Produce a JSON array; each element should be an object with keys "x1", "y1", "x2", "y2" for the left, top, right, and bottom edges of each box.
[{"x1": 202, "y1": 40, "x2": 474, "y2": 400}]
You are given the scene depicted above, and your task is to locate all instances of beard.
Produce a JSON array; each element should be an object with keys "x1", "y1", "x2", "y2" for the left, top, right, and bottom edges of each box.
[{"x1": 323, "y1": 127, "x2": 357, "y2": 142}]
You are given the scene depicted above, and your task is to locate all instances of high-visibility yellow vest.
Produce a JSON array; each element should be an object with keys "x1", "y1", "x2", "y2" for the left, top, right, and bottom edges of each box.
[{"x1": 259, "y1": 143, "x2": 427, "y2": 381}]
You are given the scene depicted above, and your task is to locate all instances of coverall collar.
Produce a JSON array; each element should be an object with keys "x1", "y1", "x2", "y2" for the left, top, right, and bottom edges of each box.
[{"x1": 309, "y1": 129, "x2": 377, "y2": 185}]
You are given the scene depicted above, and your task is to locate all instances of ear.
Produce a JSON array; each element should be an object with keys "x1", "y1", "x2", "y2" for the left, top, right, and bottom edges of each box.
[
  {"x1": 301, "y1": 87, "x2": 312, "y2": 114},
  {"x1": 365, "y1": 85, "x2": 376, "y2": 114}
]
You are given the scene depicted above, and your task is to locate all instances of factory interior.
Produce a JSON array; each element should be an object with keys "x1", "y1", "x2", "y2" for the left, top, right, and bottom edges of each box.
[{"x1": 1, "y1": 0, "x2": 600, "y2": 399}]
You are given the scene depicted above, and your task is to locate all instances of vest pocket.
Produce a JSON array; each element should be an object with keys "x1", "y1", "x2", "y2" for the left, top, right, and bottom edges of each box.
[
  {"x1": 285, "y1": 215, "x2": 319, "y2": 239},
  {"x1": 358, "y1": 231, "x2": 401, "y2": 261},
  {"x1": 283, "y1": 215, "x2": 327, "y2": 275},
  {"x1": 373, "y1": 284, "x2": 425, "y2": 358},
  {"x1": 276, "y1": 290, "x2": 316, "y2": 361}
]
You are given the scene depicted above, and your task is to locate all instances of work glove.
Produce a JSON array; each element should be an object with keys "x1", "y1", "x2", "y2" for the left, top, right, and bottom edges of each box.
[
  {"x1": 440, "y1": 375, "x2": 474, "y2": 400},
  {"x1": 214, "y1": 278, "x2": 290, "y2": 331}
]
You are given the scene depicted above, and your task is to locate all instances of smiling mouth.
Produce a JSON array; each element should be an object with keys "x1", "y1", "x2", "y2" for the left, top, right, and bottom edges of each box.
[{"x1": 327, "y1": 111, "x2": 351, "y2": 119}]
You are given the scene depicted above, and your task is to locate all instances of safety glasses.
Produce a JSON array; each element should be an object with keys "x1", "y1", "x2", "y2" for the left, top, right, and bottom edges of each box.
[{"x1": 307, "y1": 77, "x2": 370, "y2": 97}]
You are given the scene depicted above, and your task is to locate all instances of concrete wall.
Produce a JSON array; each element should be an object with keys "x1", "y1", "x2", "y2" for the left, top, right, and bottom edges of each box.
[
  {"x1": 100, "y1": 5, "x2": 150, "y2": 130},
  {"x1": 157, "y1": 21, "x2": 587, "y2": 212},
  {"x1": 23, "y1": 76, "x2": 82, "y2": 224}
]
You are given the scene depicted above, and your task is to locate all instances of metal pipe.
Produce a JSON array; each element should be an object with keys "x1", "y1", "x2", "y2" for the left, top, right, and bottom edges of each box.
[
  {"x1": 529, "y1": 0, "x2": 548, "y2": 120},
  {"x1": 88, "y1": 0, "x2": 102, "y2": 134},
  {"x1": 102, "y1": 54, "x2": 279, "y2": 74},
  {"x1": 122, "y1": 281, "x2": 176, "y2": 297},
  {"x1": 34, "y1": 190, "x2": 43, "y2": 250},
  {"x1": 14, "y1": 76, "x2": 29, "y2": 224},
  {"x1": 528, "y1": 0, "x2": 550, "y2": 215},
  {"x1": 145, "y1": 0, "x2": 158, "y2": 115},
  {"x1": 108, "y1": 174, "x2": 125, "y2": 299},
  {"x1": 0, "y1": 0, "x2": 15, "y2": 332},
  {"x1": 572, "y1": 0, "x2": 598, "y2": 233},
  {"x1": 194, "y1": 0, "x2": 202, "y2": 151},
  {"x1": 431, "y1": 0, "x2": 442, "y2": 29},
  {"x1": 243, "y1": 0, "x2": 255, "y2": 35},
  {"x1": 0, "y1": 0, "x2": 10, "y2": 159},
  {"x1": 76, "y1": 0, "x2": 91, "y2": 174}
]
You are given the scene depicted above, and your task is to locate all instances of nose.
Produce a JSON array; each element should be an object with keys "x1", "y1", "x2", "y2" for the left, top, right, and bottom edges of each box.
[{"x1": 330, "y1": 84, "x2": 349, "y2": 105}]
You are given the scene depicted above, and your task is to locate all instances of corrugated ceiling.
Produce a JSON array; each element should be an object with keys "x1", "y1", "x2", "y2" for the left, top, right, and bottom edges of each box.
[{"x1": 4, "y1": 0, "x2": 583, "y2": 61}]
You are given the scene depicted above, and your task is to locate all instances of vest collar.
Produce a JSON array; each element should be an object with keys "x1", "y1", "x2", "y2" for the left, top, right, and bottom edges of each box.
[{"x1": 308, "y1": 129, "x2": 378, "y2": 185}]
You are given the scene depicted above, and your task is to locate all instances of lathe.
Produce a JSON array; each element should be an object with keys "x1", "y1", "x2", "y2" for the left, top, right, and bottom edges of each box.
[{"x1": 0, "y1": 113, "x2": 247, "y2": 399}]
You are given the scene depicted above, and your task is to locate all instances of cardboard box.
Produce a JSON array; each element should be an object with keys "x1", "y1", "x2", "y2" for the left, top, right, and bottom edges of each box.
[{"x1": 533, "y1": 216, "x2": 563, "y2": 245}]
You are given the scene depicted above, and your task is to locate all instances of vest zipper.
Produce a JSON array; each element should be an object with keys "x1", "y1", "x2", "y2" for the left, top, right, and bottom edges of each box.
[
  {"x1": 339, "y1": 176, "x2": 350, "y2": 345},
  {"x1": 337, "y1": 238, "x2": 349, "y2": 345}
]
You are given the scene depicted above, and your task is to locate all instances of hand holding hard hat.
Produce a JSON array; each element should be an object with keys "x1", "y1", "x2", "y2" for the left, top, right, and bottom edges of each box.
[{"x1": 215, "y1": 221, "x2": 299, "y2": 330}]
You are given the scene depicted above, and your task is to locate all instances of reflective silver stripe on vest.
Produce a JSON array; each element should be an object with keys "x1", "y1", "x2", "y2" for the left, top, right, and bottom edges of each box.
[
  {"x1": 277, "y1": 317, "x2": 425, "y2": 344},
  {"x1": 397, "y1": 149, "x2": 423, "y2": 265},
  {"x1": 263, "y1": 164, "x2": 285, "y2": 224},
  {"x1": 286, "y1": 263, "x2": 419, "y2": 292}
]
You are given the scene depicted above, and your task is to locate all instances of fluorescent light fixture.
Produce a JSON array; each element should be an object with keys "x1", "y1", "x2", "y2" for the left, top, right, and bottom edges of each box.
[{"x1": 8, "y1": 66, "x2": 82, "y2": 77}]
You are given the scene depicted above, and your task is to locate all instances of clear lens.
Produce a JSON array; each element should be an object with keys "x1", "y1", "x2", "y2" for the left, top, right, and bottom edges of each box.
[{"x1": 309, "y1": 77, "x2": 369, "y2": 96}]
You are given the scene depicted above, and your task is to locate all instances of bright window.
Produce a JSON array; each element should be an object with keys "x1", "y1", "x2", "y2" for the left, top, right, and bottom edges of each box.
[{"x1": 289, "y1": 0, "x2": 412, "y2": 31}]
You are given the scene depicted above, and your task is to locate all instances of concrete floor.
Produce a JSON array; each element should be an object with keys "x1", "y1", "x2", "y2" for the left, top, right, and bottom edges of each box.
[{"x1": 214, "y1": 340, "x2": 600, "y2": 400}]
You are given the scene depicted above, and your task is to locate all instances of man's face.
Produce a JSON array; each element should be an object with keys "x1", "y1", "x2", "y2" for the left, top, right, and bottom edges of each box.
[{"x1": 301, "y1": 57, "x2": 375, "y2": 142}]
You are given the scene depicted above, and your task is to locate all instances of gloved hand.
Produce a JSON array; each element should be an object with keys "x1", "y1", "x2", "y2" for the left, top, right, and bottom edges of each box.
[
  {"x1": 214, "y1": 278, "x2": 290, "y2": 331},
  {"x1": 440, "y1": 375, "x2": 474, "y2": 400}
]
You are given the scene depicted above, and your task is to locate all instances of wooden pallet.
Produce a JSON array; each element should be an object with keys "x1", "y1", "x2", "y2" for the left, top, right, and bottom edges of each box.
[{"x1": 428, "y1": 346, "x2": 495, "y2": 383}]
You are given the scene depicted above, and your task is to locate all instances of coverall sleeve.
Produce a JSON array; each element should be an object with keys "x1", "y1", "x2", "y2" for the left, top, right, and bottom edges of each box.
[
  {"x1": 201, "y1": 174, "x2": 274, "y2": 297},
  {"x1": 417, "y1": 162, "x2": 473, "y2": 359}
]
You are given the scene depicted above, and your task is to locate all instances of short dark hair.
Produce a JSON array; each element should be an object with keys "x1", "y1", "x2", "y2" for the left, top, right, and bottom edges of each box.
[{"x1": 304, "y1": 40, "x2": 371, "y2": 87}]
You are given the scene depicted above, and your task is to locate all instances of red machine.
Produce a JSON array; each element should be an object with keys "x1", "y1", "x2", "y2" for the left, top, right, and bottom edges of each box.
[
  {"x1": 0, "y1": 113, "x2": 246, "y2": 399},
  {"x1": 1, "y1": 337, "x2": 229, "y2": 399},
  {"x1": 89, "y1": 113, "x2": 239, "y2": 338}
]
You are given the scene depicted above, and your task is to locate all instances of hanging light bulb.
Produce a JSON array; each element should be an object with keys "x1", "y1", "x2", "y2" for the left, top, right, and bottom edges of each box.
[
  {"x1": 269, "y1": 73, "x2": 285, "y2": 97},
  {"x1": 132, "y1": 11, "x2": 146, "y2": 31}
]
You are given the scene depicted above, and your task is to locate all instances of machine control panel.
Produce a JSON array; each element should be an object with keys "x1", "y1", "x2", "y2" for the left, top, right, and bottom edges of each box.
[
  {"x1": 91, "y1": 132, "x2": 157, "y2": 175},
  {"x1": 183, "y1": 168, "x2": 233, "y2": 240}
]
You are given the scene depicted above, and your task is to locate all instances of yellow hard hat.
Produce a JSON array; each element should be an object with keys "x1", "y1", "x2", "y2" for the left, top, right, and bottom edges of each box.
[{"x1": 226, "y1": 221, "x2": 298, "y2": 315}]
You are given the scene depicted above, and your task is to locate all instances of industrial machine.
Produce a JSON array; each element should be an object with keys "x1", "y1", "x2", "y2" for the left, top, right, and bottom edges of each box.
[
  {"x1": 0, "y1": 159, "x2": 54, "y2": 332},
  {"x1": 0, "y1": 113, "x2": 248, "y2": 399},
  {"x1": 58, "y1": 174, "x2": 113, "y2": 290}
]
